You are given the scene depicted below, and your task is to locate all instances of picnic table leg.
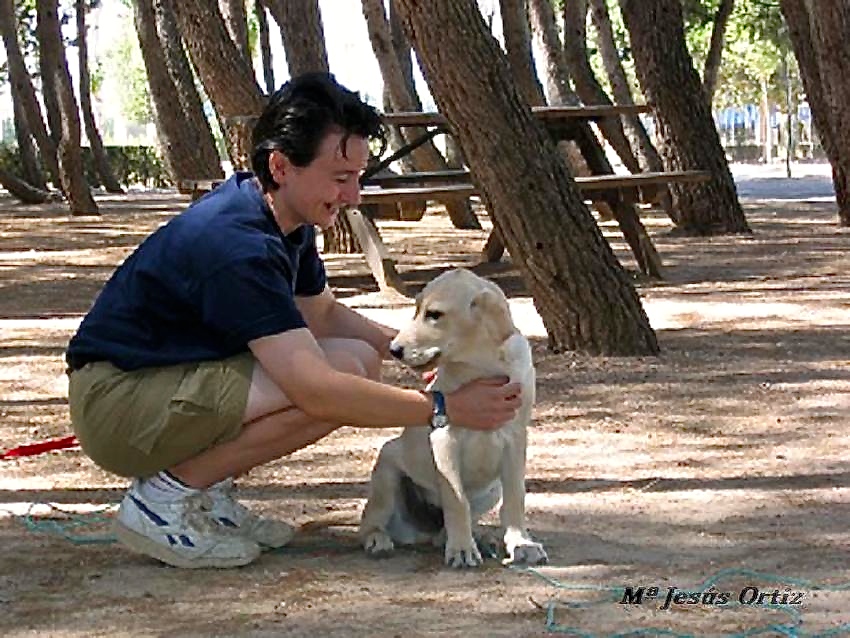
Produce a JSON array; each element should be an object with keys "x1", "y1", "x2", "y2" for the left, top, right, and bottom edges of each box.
[{"x1": 344, "y1": 209, "x2": 408, "y2": 296}]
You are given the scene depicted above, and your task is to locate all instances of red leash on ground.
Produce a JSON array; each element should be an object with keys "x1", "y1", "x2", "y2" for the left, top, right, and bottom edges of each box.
[{"x1": 0, "y1": 435, "x2": 79, "y2": 460}]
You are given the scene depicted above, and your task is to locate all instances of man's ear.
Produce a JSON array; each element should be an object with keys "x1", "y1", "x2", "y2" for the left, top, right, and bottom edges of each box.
[
  {"x1": 470, "y1": 288, "x2": 514, "y2": 343},
  {"x1": 268, "y1": 150, "x2": 291, "y2": 183}
]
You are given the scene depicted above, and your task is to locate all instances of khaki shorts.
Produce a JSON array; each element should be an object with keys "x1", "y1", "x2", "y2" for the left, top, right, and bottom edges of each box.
[{"x1": 68, "y1": 353, "x2": 254, "y2": 478}]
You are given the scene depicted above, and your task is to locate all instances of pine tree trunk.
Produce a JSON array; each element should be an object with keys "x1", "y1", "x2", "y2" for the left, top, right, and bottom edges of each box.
[
  {"x1": 256, "y1": 0, "x2": 275, "y2": 93},
  {"x1": 703, "y1": 0, "x2": 735, "y2": 104},
  {"x1": 36, "y1": 0, "x2": 98, "y2": 215},
  {"x1": 134, "y1": 0, "x2": 223, "y2": 181},
  {"x1": 588, "y1": 0, "x2": 664, "y2": 174},
  {"x1": 394, "y1": 0, "x2": 658, "y2": 355},
  {"x1": 0, "y1": 0, "x2": 61, "y2": 189},
  {"x1": 620, "y1": 0, "x2": 749, "y2": 235},
  {"x1": 262, "y1": 0, "x2": 329, "y2": 75},
  {"x1": 12, "y1": 92, "x2": 47, "y2": 190},
  {"x1": 0, "y1": 167, "x2": 54, "y2": 204},
  {"x1": 362, "y1": 0, "x2": 481, "y2": 230},
  {"x1": 561, "y1": 0, "x2": 642, "y2": 173},
  {"x1": 76, "y1": 0, "x2": 123, "y2": 193},
  {"x1": 781, "y1": 0, "x2": 850, "y2": 226},
  {"x1": 171, "y1": 0, "x2": 266, "y2": 170},
  {"x1": 219, "y1": 0, "x2": 250, "y2": 63}
]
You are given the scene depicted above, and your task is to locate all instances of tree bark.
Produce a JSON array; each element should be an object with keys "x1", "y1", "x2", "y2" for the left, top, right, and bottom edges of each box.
[
  {"x1": 619, "y1": 0, "x2": 749, "y2": 235},
  {"x1": 11, "y1": 88, "x2": 47, "y2": 190},
  {"x1": 76, "y1": 0, "x2": 123, "y2": 193},
  {"x1": 561, "y1": 0, "x2": 642, "y2": 173},
  {"x1": 362, "y1": 0, "x2": 481, "y2": 230},
  {"x1": 219, "y1": 0, "x2": 250, "y2": 63},
  {"x1": 0, "y1": 167, "x2": 55, "y2": 204},
  {"x1": 171, "y1": 0, "x2": 266, "y2": 169},
  {"x1": 36, "y1": 0, "x2": 98, "y2": 215},
  {"x1": 588, "y1": 0, "x2": 664, "y2": 174},
  {"x1": 703, "y1": 0, "x2": 735, "y2": 104},
  {"x1": 781, "y1": 0, "x2": 850, "y2": 226},
  {"x1": 262, "y1": 0, "x2": 329, "y2": 75},
  {"x1": 134, "y1": 0, "x2": 223, "y2": 181},
  {"x1": 256, "y1": 0, "x2": 275, "y2": 93},
  {"x1": 394, "y1": 0, "x2": 659, "y2": 355},
  {"x1": 0, "y1": 0, "x2": 62, "y2": 189}
]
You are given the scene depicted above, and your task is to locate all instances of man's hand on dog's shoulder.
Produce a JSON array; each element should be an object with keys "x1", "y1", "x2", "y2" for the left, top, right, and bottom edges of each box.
[{"x1": 445, "y1": 377, "x2": 522, "y2": 431}]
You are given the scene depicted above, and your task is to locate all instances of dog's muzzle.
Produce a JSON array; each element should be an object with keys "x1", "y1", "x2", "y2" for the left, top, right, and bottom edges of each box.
[{"x1": 389, "y1": 342, "x2": 441, "y2": 368}]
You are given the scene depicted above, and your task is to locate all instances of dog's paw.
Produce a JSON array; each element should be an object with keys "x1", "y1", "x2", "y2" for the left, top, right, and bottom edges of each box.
[
  {"x1": 444, "y1": 538, "x2": 483, "y2": 568},
  {"x1": 504, "y1": 539, "x2": 548, "y2": 566},
  {"x1": 363, "y1": 530, "x2": 395, "y2": 558}
]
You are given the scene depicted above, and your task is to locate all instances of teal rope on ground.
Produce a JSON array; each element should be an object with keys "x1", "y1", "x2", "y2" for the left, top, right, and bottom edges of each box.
[{"x1": 514, "y1": 565, "x2": 850, "y2": 638}]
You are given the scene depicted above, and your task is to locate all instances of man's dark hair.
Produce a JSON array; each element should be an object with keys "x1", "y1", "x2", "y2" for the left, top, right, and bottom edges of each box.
[{"x1": 251, "y1": 72, "x2": 385, "y2": 192}]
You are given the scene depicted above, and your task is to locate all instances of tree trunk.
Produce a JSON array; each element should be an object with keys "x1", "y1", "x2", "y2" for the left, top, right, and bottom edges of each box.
[
  {"x1": 619, "y1": 0, "x2": 749, "y2": 235},
  {"x1": 134, "y1": 0, "x2": 223, "y2": 182},
  {"x1": 703, "y1": 0, "x2": 735, "y2": 105},
  {"x1": 781, "y1": 0, "x2": 850, "y2": 226},
  {"x1": 394, "y1": 0, "x2": 659, "y2": 356},
  {"x1": 362, "y1": 0, "x2": 481, "y2": 230},
  {"x1": 0, "y1": 167, "x2": 54, "y2": 204},
  {"x1": 36, "y1": 0, "x2": 98, "y2": 215},
  {"x1": 262, "y1": 0, "x2": 329, "y2": 75},
  {"x1": 219, "y1": 0, "x2": 250, "y2": 63},
  {"x1": 0, "y1": 0, "x2": 62, "y2": 189},
  {"x1": 256, "y1": 0, "x2": 275, "y2": 93},
  {"x1": 171, "y1": 0, "x2": 266, "y2": 169},
  {"x1": 588, "y1": 0, "x2": 664, "y2": 174},
  {"x1": 11, "y1": 90, "x2": 47, "y2": 190},
  {"x1": 76, "y1": 0, "x2": 123, "y2": 193},
  {"x1": 561, "y1": 0, "x2": 642, "y2": 173}
]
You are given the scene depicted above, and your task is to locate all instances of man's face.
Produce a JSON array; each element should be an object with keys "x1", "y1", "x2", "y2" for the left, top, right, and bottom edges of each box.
[{"x1": 271, "y1": 131, "x2": 369, "y2": 233}]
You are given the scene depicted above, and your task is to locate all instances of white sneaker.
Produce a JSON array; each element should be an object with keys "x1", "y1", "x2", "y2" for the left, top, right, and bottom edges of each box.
[
  {"x1": 114, "y1": 480, "x2": 261, "y2": 569},
  {"x1": 206, "y1": 479, "x2": 296, "y2": 549}
]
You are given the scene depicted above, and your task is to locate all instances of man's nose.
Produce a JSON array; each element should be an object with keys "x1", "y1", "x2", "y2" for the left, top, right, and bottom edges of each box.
[{"x1": 342, "y1": 180, "x2": 361, "y2": 208}]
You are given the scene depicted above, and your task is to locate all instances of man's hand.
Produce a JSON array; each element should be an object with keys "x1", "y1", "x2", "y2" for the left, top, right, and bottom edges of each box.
[{"x1": 444, "y1": 377, "x2": 522, "y2": 431}]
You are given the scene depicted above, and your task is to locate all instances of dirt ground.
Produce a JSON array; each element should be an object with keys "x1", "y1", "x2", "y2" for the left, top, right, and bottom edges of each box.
[{"x1": 1, "y1": 165, "x2": 849, "y2": 637}]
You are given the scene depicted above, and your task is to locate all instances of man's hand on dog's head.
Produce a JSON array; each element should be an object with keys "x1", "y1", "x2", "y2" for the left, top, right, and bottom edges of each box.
[{"x1": 445, "y1": 377, "x2": 522, "y2": 431}]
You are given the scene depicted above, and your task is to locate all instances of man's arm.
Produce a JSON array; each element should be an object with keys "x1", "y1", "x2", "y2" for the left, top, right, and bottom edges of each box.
[{"x1": 296, "y1": 286, "x2": 397, "y2": 358}]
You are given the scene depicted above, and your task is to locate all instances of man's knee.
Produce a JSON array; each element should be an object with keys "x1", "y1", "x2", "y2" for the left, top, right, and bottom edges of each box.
[{"x1": 321, "y1": 339, "x2": 382, "y2": 380}]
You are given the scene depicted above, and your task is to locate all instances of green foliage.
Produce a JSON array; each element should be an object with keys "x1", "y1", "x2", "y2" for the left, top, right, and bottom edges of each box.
[{"x1": 100, "y1": 17, "x2": 152, "y2": 126}]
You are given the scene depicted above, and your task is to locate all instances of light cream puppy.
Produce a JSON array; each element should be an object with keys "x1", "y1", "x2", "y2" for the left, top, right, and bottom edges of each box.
[{"x1": 360, "y1": 268, "x2": 547, "y2": 568}]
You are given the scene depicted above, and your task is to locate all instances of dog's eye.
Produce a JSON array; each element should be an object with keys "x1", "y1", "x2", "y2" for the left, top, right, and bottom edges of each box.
[{"x1": 424, "y1": 309, "x2": 444, "y2": 321}]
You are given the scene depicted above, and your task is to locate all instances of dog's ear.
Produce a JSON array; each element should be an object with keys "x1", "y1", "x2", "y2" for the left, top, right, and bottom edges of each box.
[{"x1": 470, "y1": 288, "x2": 514, "y2": 343}]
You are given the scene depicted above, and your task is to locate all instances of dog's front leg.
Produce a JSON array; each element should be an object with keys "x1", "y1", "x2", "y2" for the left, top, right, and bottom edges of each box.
[
  {"x1": 360, "y1": 439, "x2": 404, "y2": 557},
  {"x1": 500, "y1": 433, "x2": 547, "y2": 565},
  {"x1": 430, "y1": 428, "x2": 482, "y2": 568}
]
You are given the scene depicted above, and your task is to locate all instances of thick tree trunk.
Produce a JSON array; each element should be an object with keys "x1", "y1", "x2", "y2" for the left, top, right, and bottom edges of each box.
[
  {"x1": 171, "y1": 0, "x2": 266, "y2": 169},
  {"x1": 36, "y1": 0, "x2": 98, "y2": 215},
  {"x1": 134, "y1": 0, "x2": 223, "y2": 181},
  {"x1": 12, "y1": 91, "x2": 47, "y2": 190},
  {"x1": 362, "y1": 0, "x2": 481, "y2": 230},
  {"x1": 620, "y1": 0, "x2": 749, "y2": 235},
  {"x1": 76, "y1": 0, "x2": 123, "y2": 193},
  {"x1": 703, "y1": 0, "x2": 735, "y2": 104},
  {"x1": 781, "y1": 0, "x2": 850, "y2": 226},
  {"x1": 256, "y1": 0, "x2": 275, "y2": 93},
  {"x1": 394, "y1": 0, "x2": 658, "y2": 355},
  {"x1": 0, "y1": 167, "x2": 54, "y2": 204},
  {"x1": 219, "y1": 0, "x2": 250, "y2": 63},
  {"x1": 588, "y1": 0, "x2": 664, "y2": 174},
  {"x1": 0, "y1": 0, "x2": 62, "y2": 189},
  {"x1": 262, "y1": 0, "x2": 329, "y2": 75},
  {"x1": 561, "y1": 0, "x2": 642, "y2": 173}
]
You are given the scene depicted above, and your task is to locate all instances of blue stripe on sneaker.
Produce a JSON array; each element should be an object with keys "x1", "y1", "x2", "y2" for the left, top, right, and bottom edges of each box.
[
  {"x1": 217, "y1": 517, "x2": 238, "y2": 528},
  {"x1": 162, "y1": 470, "x2": 191, "y2": 489},
  {"x1": 167, "y1": 534, "x2": 177, "y2": 546},
  {"x1": 178, "y1": 535, "x2": 195, "y2": 548},
  {"x1": 129, "y1": 494, "x2": 169, "y2": 527}
]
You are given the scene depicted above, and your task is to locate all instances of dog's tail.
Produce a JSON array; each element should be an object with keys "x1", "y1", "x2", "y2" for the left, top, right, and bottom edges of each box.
[{"x1": 400, "y1": 475, "x2": 444, "y2": 533}]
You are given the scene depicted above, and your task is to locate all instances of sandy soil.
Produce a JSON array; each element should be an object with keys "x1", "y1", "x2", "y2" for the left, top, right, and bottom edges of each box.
[{"x1": 1, "y1": 163, "x2": 849, "y2": 637}]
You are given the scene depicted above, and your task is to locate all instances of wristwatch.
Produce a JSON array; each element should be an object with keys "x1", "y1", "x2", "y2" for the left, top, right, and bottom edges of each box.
[{"x1": 429, "y1": 390, "x2": 449, "y2": 430}]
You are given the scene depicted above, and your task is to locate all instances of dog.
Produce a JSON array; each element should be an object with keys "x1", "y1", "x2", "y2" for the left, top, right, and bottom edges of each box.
[{"x1": 359, "y1": 268, "x2": 547, "y2": 568}]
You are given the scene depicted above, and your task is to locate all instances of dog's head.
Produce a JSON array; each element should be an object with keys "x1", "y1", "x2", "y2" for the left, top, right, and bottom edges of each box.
[{"x1": 389, "y1": 268, "x2": 516, "y2": 369}]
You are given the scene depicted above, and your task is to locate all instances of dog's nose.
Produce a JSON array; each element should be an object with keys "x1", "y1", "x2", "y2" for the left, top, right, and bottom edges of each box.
[{"x1": 389, "y1": 344, "x2": 404, "y2": 359}]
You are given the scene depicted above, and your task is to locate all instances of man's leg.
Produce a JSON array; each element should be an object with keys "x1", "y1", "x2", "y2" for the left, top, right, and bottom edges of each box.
[{"x1": 169, "y1": 337, "x2": 382, "y2": 487}]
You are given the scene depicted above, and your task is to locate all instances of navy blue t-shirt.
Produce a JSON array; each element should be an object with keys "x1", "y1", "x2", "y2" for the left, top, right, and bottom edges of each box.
[{"x1": 66, "y1": 172, "x2": 327, "y2": 372}]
